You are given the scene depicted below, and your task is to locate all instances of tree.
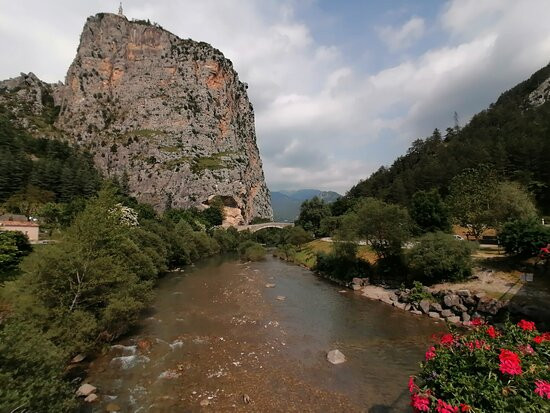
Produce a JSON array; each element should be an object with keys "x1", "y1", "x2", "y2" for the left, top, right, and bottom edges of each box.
[
  {"x1": 447, "y1": 166, "x2": 497, "y2": 239},
  {"x1": 0, "y1": 231, "x2": 31, "y2": 282},
  {"x1": 4, "y1": 185, "x2": 55, "y2": 216},
  {"x1": 200, "y1": 197, "x2": 224, "y2": 228},
  {"x1": 410, "y1": 189, "x2": 451, "y2": 233},
  {"x1": 281, "y1": 226, "x2": 313, "y2": 246},
  {"x1": 341, "y1": 198, "x2": 412, "y2": 259},
  {"x1": 0, "y1": 320, "x2": 76, "y2": 412},
  {"x1": 407, "y1": 232, "x2": 474, "y2": 284},
  {"x1": 315, "y1": 241, "x2": 372, "y2": 282},
  {"x1": 490, "y1": 181, "x2": 538, "y2": 228},
  {"x1": 19, "y1": 187, "x2": 154, "y2": 354},
  {"x1": 498, "y1": 218, "x2": 550, "y2": 258},
  {"x1": 295, "y1": 196, "x2": 331, "y2": 237}
]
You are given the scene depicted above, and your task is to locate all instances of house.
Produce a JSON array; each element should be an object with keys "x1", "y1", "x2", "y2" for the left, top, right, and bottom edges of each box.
[{"x1": 0, "y1": 217, "x2": 39, "y2": 242}]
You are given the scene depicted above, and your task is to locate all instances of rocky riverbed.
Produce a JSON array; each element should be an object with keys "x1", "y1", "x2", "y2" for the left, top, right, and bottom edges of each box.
[{"x1": 80, "y1": 256, "x2": 443, "y2": 412}]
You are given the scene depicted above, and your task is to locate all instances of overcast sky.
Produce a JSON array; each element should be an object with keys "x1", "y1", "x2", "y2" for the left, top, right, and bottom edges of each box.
[{"x1": 1, "y1": 1, "x2": 550, "y2": 194}]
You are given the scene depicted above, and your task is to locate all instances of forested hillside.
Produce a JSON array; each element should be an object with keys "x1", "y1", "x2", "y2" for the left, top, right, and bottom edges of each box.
[
  {"x1": 347, "y1": 62, "x2": 550, "y2": 214},
  {"x1": 0, "y1": 113, "x2": 100, "y2": 208}
]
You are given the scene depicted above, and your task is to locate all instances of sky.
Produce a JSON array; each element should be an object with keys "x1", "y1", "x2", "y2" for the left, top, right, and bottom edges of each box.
[{"x1": 1, "y1": 0, "x2": 550, "y2": 194}]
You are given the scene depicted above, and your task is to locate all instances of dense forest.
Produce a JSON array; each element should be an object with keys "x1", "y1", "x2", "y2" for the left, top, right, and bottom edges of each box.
[
  {"x1": 0, "y1": 106, "x2": 100, "y2": 212},
  {"x1": 346, "y1": 62, "x2": 550, "y2": 215}
]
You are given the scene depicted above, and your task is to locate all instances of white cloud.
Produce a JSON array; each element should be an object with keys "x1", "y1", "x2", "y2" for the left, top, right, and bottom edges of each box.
[
  {"x1": 1, "y1": 1, "x2": 550, "y2": 193},
  {"x1": 377, "y1": 17, "x2": 426, "y2": 51}
]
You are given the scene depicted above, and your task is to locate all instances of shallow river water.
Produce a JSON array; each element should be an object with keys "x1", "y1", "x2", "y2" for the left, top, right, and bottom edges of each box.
[{"x1": 83, "y1": 255, "x2": 445, "y2": 412}]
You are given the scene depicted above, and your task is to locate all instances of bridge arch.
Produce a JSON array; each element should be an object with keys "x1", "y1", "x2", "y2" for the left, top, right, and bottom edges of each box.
[{"x1": 236, "y1": 222, "x2": 294, "y2": 233}]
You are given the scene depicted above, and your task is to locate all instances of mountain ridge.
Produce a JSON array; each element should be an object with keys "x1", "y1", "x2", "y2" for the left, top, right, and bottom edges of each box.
[
  {"x1": 346, "y1": 60, "x2": 550, "y2": 215},
  {"x1": 271, "y1": 189, "x2": 341, "y2": 222}
]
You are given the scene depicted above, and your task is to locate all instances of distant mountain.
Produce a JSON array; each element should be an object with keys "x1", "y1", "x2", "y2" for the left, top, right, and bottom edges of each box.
[
  {"x1": 346, "y1": 61, "x2": 550, "y2": 215},
  {"x1": 271, "y1": 189, "x2": 341, "y2": 222}
]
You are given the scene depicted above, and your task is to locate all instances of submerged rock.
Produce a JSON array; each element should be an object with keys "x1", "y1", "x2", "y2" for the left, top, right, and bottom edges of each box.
[
  {"x1": 327, "y1": 349, "x2": 346, "y2": 364},
  {"x1": 106, "y1": 403, "x2": 121, "y2": 412},
  {"x1": 265, "y1": 283, "x2": 276, "y2": 288}
]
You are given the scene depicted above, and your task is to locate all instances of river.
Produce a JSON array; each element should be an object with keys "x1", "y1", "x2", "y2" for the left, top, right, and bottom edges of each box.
[{"x1": 82, "y1": 255, "x2": 444, "y2": 412}]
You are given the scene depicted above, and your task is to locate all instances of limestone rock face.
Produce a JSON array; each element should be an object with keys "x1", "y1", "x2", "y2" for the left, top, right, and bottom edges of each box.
[
  {"x1": 53, "y1": 13, "x2": 272, "y2": 222},
  {"x1": 528, "y1": 76, "x2": 550, "y2": 106}
]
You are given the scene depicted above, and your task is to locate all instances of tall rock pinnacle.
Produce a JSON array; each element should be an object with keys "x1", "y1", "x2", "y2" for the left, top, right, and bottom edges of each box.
[{"x1": 54, "y1": 13, "x2": 272, "y2": 223}]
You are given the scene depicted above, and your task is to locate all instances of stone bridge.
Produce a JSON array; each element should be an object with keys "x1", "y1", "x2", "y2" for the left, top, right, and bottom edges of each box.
[{"x1": 236, "y1": 222, "x2": 294, "y2": 233}]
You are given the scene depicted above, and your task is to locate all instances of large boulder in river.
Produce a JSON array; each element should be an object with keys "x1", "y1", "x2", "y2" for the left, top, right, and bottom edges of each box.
[{"x1": 327, "y1": 349, "x2": 346, "y2": 364}]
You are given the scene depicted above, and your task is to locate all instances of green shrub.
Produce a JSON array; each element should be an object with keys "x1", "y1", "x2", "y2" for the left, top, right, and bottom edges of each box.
[
  {"x1": 410, "y1": 320, "x2": 550, "y2": 412},
  {"x1": 406, "y1": 281, "x2": 435, "y2": 302},
  {"x1": 0, "y1": 320, "x2": 76, "y2": 412},
  {"x1": 498, "y1": 218, "x2": 550, "y2": 258},
  {"x1": 315, "y1": 242, "x2": 372, "y2": 282},
  {"x1": 407, "y1": 232, "x2": 474, "y2": 284},
  {"x1": 212, "y1": 227, "x2": 240, "y2": 252},
  {"x1": 239, "y1": 241, "x2": 266, "y2": 261},
  {"x1": 281, "y1": 226, "x2": 313, "y2": 246},
  {"x1": 274, "y1": 244, "x2": 297, "y2": 261},
  {"x1": 410, "y1": 189, "x2": 451, "y2": 234},
  {"x1": 253, "y1": 227, "x2": 284, "y2": 246},
  {"x1": 0, "y1": 231, "x2": 32, "y2": 282}
]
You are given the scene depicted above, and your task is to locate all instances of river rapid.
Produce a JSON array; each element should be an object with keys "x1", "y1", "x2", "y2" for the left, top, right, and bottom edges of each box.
[{"x1": 82, "y1": 255, "x2": 444, "y2": 412}]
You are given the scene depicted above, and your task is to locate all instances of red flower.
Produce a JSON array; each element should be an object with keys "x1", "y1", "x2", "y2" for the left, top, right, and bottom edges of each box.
[
  {"x1": 517, "y1": 319, "x2": 536, "y2": 331},
  {"x1": 499, "y1": 349, "x2": 522, "y2": 375},
  {"x1": 460, "y1": 403, "x2": 471, "y2": 412},
  {"x1": 440, "y1": 333, "x2": 454, "y2": 346},
  {"x1": 534, "y1": 380, "x2": 550, "y2": 399},
  {"x1": 533, "y1": 332, "x2": 550, "y2": 344},
  {"x1": 475, "y1": 339, "x2": 490, "y2": 350},
  {"x1": 408, "y1": 376, "x2": 416, "y2": 394},
  {"x1": 486, "y1": 326, "x2": 499, "y2": 338},
  {"x1": 470, "y1": 318, "x2": 484, "y2": 327},
  {"x1": 435, "y1": 399, "x2": 459, "y2": 413},
  {"x1": 425, "y1": 346, "x2": 436, "y2": 361},
  {"x1": 411, "y1": 393, "x2": 431, "y2": 412},
  {"x1": 465, "y1": 339, "x2": 489, "y2": 351}
]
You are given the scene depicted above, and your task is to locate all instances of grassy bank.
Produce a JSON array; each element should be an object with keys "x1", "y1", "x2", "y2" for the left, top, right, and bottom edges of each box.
[{"x1": 274, "y1": 239, "x2": 376, "y2": 269}]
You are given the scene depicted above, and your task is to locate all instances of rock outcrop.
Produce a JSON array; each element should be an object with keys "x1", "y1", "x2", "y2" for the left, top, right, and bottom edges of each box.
[{"x1": 1, "y1": 12, "x2": 272, "y2": 223}]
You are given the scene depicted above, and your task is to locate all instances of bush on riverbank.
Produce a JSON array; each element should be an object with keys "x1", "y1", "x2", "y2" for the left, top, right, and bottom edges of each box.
[
  {"x1": 239, "y1": 240, "x2": 266, "y2": 261},
  {"x1": 407, "y1": 232, "x2": 475, "y2": 284},
  {"x1": 0, "y1": 320, "x2": 76, "y2": 412},
  {"x1": 498, "y1": 218, "x2": 550, "y2": 258},
  {"x1": 410, "y1": 319, "x2": 550, "y2": 412},
  {"x1": 316, "y1": 242, "x2": 372, "y2": 282}
]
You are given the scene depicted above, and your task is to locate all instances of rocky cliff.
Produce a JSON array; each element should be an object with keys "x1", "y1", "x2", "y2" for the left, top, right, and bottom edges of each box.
[{"x1": 12, "y1": 12, "x2": 271, "y2": 223}]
